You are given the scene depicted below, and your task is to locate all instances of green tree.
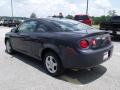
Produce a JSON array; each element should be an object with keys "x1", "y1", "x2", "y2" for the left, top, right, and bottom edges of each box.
[
  {"x1": 30, "y1": 13, "x2": 37, "y2": 18},
  {"x1": 92, "y1": 15, "x2": 111, "y2": 25},
  {"x1": 65, "y1": 15, "x2": 73, "y2": 19},
  {"x1": 108, "y1": 10, "x2": 117, "y2": 16}
]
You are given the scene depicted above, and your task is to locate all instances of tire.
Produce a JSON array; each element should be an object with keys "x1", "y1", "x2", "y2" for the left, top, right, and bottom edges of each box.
[
  {"x1": 43, "y1": 52, "x2": 64, "y2": 76},
  {"x1": 112, "y1": 31, "x2": 117, "y2": 35},
  {"x1": 5, "y1": 40, "x2": 14, "y2": 54}
]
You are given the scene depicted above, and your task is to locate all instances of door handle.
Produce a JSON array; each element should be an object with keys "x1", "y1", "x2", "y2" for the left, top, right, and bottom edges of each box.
[{"x1": 20, "y1": 34, "x2": 29, "y2": 37}]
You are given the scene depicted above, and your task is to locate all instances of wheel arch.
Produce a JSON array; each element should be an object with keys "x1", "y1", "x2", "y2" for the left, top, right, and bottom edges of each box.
[
  {"x1": 41, "y1": 47, "x2": 63, "y2": 66},
  {"x1": 41, "y1": 48, "x2": 60, "y2": 60},
  {"x1": 5, "y1": 37, "x2": 9, "y2": 44}
]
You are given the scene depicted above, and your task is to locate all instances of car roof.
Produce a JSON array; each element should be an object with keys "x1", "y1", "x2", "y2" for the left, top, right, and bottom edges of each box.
[{"x1": 26, "y1": 18, "x2": 72, "y2": 23}]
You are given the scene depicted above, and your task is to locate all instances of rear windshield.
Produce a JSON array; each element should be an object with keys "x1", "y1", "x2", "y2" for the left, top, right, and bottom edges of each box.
[
  {"x1": 74, "y1": 15, "x2": 89, "y2": 20},
  {"x1": 51, "y1": 19, "x2": 93, "y2": 32}
]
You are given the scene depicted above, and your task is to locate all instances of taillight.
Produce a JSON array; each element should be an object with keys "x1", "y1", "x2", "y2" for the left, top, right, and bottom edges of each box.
[
  {"x1": 91, "y1": 39, "x2": 96, "y2": 46},
  {"x1": 80, "y1": 40, "x2": 89, "y2": 48}
]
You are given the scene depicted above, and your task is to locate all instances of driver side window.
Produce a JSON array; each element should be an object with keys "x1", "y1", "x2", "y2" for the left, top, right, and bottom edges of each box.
[{"x1": 18, "y1": 21, "x2": 38, "y2": 33}]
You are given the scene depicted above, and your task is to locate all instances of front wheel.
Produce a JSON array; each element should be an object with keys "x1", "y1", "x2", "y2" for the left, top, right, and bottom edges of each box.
[
  {"x1": 44, "y1": 52, "x2": 64, "y2": 76},
  {"x1": 6, "y1": 40, "x2": 14, "y2": 54}
]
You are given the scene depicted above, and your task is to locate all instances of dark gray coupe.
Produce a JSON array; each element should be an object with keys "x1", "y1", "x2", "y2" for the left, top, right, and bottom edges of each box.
[{"x1": 5, "y1": 18, "x2": 113, "y2": 76}]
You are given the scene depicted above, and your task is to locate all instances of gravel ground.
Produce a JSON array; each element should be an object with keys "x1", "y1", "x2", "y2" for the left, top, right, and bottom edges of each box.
[{"x1": 0, "y1": 26, "x2": 120, "y2": 90}]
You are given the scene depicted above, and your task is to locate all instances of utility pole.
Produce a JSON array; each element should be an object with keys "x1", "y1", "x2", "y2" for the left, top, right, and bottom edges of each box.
[
  {"x1": 86, "y1": 0, "x2": 89, "y2": 15},
  {"x1": 11, "y1": 0, "x2": 14, "y2": 17}
]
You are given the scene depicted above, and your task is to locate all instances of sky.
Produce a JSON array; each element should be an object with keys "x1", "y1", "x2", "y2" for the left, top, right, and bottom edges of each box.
[{"x1": 0, "y1": 0, "x2": 120, "y2": 17}]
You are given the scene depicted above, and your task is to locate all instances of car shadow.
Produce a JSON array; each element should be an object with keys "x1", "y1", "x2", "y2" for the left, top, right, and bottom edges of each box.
[
  {"x1": 58, "y1": 65, "x2": 106, "y2": 85},
  {"x1": 7, "y1": 51, "x2": 107, "y2": 85}
]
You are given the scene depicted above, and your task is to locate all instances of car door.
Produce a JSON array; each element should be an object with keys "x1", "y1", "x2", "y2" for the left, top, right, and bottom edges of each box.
[
  {"x1": 10, "y1": 20, "x2": 38, "y2": 54},
  {"x1": 30, "y1": 22, "x2": 51, "y2": 58}
]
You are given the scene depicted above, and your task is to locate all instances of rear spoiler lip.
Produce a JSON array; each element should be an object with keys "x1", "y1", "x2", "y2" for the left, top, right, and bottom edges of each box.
[
  {"x1": 75, "y1": 31, "x2": 110, "y2": 42},
  {"x1": 84, "y1": 31, "x2": 109, "y2": 38}
]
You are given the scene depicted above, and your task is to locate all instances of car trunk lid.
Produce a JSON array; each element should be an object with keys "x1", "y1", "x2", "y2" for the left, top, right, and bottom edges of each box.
[{"x1": 77, "y1": 30, "x2": 111, "y2": 49}]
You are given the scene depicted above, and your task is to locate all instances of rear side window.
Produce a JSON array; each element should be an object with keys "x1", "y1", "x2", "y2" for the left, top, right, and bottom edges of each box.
[
  {"x1": 74, "y1": 15, "x2": 89, "y2": 20},
  {"x1": 36, "y1": 23, "x2": 50, "y2": 32}
]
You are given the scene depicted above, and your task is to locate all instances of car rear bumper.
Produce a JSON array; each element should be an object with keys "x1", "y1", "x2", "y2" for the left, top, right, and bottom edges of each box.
[{"x1": 60, "y1": 44, "x2": 113, "y2": 69}]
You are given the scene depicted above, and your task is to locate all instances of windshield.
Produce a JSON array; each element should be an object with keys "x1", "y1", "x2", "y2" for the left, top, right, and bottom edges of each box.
[{"x1": 51, "y1": 19, "x2": 94, "y2": 32}]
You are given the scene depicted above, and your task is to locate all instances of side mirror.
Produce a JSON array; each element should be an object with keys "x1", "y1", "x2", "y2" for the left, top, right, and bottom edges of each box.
[{"x1": 11, "y1": 28, "x2": 18, "y2": 33}]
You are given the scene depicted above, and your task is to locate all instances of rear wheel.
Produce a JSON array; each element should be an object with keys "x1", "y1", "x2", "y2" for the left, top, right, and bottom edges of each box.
[
  {"x1": 43, "y1": 52, "x2": 64, "y2": 76},
  {"x1": 6, "y1": 40, "x2": 14, "y2": 54}
]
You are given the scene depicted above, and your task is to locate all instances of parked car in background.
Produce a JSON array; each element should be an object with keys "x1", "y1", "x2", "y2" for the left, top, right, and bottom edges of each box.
[
  {"x1": 7, "y1": 19, "x2": 21, "y2": 27},
  {"x1": 0, "y1": 19, "x2": 4, "y2": 26},
  {"x1": 100, "y1": 16, "x2": 120, "y2": 35},
  {"x1": 3, "y1": 20, "x2": 9, "y2": 26},
  {"x1": 5, "y1": 18, "x2": 113, "y2": 76},
  {"x1": 74, "y1": 15, "x2": 92, "y2": 26},
  {"x1": 2, "y1": 19, "x2": 21, "y2": 27}
]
